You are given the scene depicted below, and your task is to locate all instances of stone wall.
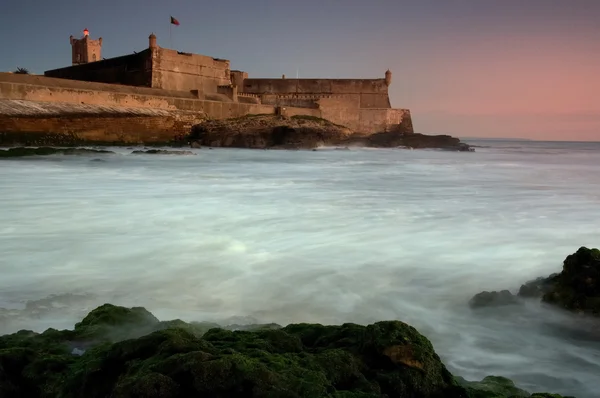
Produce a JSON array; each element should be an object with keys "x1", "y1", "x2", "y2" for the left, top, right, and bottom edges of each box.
[
  {"x1": 0, "y1": 74, "x2": 280, "y2": 117},
  {"x1": 0, "y1": 74, "x2": 324, "y2": 145},
  {"x1": 358, "y1": 108, "x2": 413, "y2": 135},
  {"x1": 0, "y1": 100, "x2": 204, "y2": 145},
  {"x1": 1, "y1": 73, "x2": 193, "y2": 99},
  {"x1": 239, "y1": 77, "x2": 396, "y2": 131},
  {"x1": 45, "y1": 51, "x2": 152, "y2": 87},
  {"x1": 151, "y1": 48, "x2": 231, "y2": 93},
  {"x1": 241, "y1": 78, "x2": 389, "y2": 96},
  {"x1": 318, "y1": 96, "x2": 361, "y2": 131}
]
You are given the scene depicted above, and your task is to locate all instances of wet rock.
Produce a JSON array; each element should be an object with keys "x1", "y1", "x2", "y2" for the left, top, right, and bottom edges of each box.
[
  {"x1": 188, "y1": 114, "x2": 353, "y2": 150},
  {"x1": 541, "y1": 247, "x2": 600, "y2": 316},
  {"x1": 0, "y1": 147, "x2": 114, "y2": 158},
  {"x1": 456, "y1": 375, "x2": 530, "y2": 397},
  {"x1": 474, "y1": 247, "x2": 600, "y2": 318},
  {"x1": 469, "y1": 290, "x2": 522, "y2": 309},
  {"x1": 190, "y1": 141, "x2": 201, "y2": 148},
  {"x1": 341, "y1": 131, "x2": 474, "y2": 151},
  {"x1": 518, "y1": 275, "x2": 559, "y2": 299},
  {"x1": 131, "y1": 149, "x2": 195, "y2": 155},
  {"x1": 0, "y1": 303, "x2": 573, "y2": 397}
]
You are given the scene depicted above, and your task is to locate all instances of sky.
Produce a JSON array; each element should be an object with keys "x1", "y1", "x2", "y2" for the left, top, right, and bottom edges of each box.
[{"x1": 1, "y1": 0, "x2": 599, "y2": 141}]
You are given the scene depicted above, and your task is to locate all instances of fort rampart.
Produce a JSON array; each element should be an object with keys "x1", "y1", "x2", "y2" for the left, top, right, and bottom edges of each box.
[{"x1": 0, "y1": 73, "x2": 322, "y2": 145}]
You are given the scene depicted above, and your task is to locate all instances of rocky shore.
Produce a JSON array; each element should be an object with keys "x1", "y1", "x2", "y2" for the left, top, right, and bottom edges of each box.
[
  {"x1": 0, "y1": 302, "x2": 569, "y2": 398},
  {"x1": 188, "y1": 114, "x2": 474, "y2": 151}
]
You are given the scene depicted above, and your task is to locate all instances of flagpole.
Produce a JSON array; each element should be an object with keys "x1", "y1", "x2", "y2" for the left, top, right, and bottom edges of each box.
[{"x1": 169, "y1": 22, "x2": 172, "y2": 49}]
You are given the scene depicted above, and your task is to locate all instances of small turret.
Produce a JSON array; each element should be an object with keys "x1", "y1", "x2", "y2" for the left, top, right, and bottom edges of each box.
[
  {"x1": 385, "y1": 69, "x2": 392, "y2": 86},
  {"x1": 70, "y1": 28, "x2": 102, "y2": 65},
  {"x1": 149, "y1": 33, "x2": 157, "y2": 49}
]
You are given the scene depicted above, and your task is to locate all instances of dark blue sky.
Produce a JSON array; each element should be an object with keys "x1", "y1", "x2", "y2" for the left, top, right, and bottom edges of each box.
[{"x1": 1, "y1": 0, "x2": 599, "y2": 139}]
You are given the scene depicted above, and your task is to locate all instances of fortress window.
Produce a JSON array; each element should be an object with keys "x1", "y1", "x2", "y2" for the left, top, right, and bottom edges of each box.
[{"x1": 92, "y1": 54, "x2": 97, "y2": 61}]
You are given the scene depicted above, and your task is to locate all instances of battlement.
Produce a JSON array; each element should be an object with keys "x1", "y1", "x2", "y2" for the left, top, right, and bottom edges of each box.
[
  {"x1": 238, "y1": 92, "x2": 260, "y2": 98},
  {"x1": 271, "y1": 93, "x2": 347, "y2": 100}
]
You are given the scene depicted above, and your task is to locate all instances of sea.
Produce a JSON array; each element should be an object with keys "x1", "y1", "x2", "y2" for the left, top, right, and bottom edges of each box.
[{"x1": 1, "y1": 139, "x2": 599, "y2": 397}]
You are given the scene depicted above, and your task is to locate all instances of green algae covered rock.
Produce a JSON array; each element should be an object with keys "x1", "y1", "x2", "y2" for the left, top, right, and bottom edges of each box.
[
  {"x1": 540, "y1": 247, "x2": 600, "y2": 316},
  {"x1": 0, "y1": 303, "x2": 573, "y2": 398}
]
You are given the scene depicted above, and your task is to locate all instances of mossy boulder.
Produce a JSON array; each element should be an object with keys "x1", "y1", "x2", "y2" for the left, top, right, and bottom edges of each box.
[
  {"x1": 539, "y1": 247, "x2": 600, "y2": 315},
  {"x1": 72, "y1": 303, "x2": 160, "y2": 341},
  {"x1": 0, "y1": 304, "x2": 573, "y2": 397}
]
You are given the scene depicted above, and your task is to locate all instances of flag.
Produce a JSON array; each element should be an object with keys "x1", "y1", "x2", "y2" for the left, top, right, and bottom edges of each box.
[{"x1": 170, "y1": 16, "x2": 180, "y2": 26}]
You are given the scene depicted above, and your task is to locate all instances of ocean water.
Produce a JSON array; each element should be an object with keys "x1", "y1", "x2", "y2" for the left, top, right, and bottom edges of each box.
[{"x1": 1, "y1": 140, "x2": 600, "y2": 397}]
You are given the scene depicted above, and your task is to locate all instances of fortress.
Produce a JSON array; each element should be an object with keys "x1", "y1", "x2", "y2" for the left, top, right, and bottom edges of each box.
[{"x1": 0, "y1": 30, "x2": 413, "y2": 145}]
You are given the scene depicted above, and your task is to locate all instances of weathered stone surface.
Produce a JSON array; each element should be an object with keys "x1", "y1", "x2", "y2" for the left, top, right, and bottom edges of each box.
[{"x1": 0, "y1": 303, "x2": 571, "y2": 398}]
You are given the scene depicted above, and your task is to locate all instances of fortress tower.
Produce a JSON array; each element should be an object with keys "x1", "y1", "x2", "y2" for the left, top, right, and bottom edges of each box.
[
  {"x1": 385, "y1": 69, "x2": 392, "y2": 86},
  {"x1": 70, "y1": 29, "x2": 102, "y2": 65}
]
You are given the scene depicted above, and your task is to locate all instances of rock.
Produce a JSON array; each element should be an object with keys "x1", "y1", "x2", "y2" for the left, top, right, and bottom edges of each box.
[
  {"x1": 188, "y1": 114, "x2": 354, "y2": 150},
  {"x1": 131, "y1": 149, "x2": 195, "y2": 155},
  {"x1": 456, "y1": 375, "x2": 530, "y2": 397},
  {"x1": 0, "y1": 304, "x2": 572, "y2": 397},
  {"x1": 455, "y1": 376, "x2": 575, "y2": 398},
  {"x1": 72, "y1": 303, "x2": 160, "y2": 341},
  {"x1": 518, "y1": 275, "x2": 559, "y2": 299},
  {"x1": 190, "y1": 141, "x2": 201, "y2": 148},
  {"x1": 188, "y1": 114, "x2": 473, "y2": 151},
  {"x1": 340, "y1": 131, "x2": 473, "y2": 151},
  {"x1": 0, "y1": 147, "x2": 114, "y2": 158},
  {"x1": 469, "y1": 290, "x2": 522, "y2": 309},
  {"x1": 472, "y1": 247, "x2": 600, "y2": 318},
  {"x1": 540, "y1": 247, "x2": 600, "y2": 316}
]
